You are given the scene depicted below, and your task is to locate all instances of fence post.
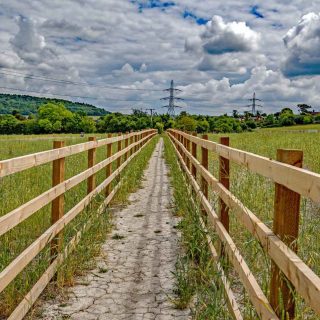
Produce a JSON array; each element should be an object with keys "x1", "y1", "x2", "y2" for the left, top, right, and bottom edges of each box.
[
  {"x1": 105, "y1": 133, "x2": 113, "y2": 197},
  {"x1": 134, "y1": 132, "x2": 138, "y2": 153},
  {"x1": 51, "y1": 141, "x2": 65, "y2": 261},
  {"x1": 130, "y1": 131, "x2": 134, "y2": 157},
  {"x1": 124, "y1": 132, "x2": 129, "y2": 162},
  {"x1": 201, "y1": 134, "x2": 209, "y2": 199},
  {"x1": 117, "y1": 133, "x2": 122, "y2": 169},
  {"x1": 270, "y1": 149, "x2": 303, "y2": 319},
  {"x1": 87, "y1": 137, "x2": 96, "y2": 194},
  {"x1": 219, "y1": 137, "x2": 230, "y2": 233},
  {"x1": 186, "y1": 134, "x2": 191, "y2": 170},
  {"x1": 191, "y1": 132, "x2": 197, "y2": 178}
]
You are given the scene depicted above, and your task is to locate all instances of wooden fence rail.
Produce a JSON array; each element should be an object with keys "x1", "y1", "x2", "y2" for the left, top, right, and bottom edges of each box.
[
  {"x1": 167, "y1": 129, "x2": 320, "y2": 320},
  {"x1": 0, "y1": 129, "x2": 157, "y2": 320}
]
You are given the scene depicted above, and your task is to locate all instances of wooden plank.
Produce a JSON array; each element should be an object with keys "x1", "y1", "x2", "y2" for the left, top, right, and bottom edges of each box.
[
  {"x1": 87, "y1": 137, "x2": 97, "y2": 194},
  {"x1": 51, "y1": 141, "x2": 65, "y2": 261},
  {"x1": 270, "y1": 149, "x2": 303, "y2": 319},
  {"x1": 0, "y1": 133, "x2": 132, "y2": 178},
  {"x1": 169, "y1": 130, "x2": 320, "y2": 204},
  {"x1": 0, "y1": 132, "x2": 156, "y2": 295},
  {"x1": 105, "y1": 133, "x2": 113, "y2": 197},
  {"x1": 168, "y1": 133, "x2": 278, "y2": 320},
  {"x1": 0, "y1": 132, "x2": 154, "y2": 237},
  {"x1": 168, "y1": 131, "x2": 320, "y2": 316}
]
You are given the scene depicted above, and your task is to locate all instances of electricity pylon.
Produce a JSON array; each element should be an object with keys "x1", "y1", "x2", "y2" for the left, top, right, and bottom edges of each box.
[
  {"x1": 145, "y1": 108, "x2": 156, "y2": 127},
  {"x1": 246, "y1": 92, "x2": 263, "y2": 115},
  {"x1": 161, "y1": 80, "x2": 183, "y2": 117}
]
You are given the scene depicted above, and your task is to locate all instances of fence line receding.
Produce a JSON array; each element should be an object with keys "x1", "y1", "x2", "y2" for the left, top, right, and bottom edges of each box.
[
  {"x1": 167, "y1": 129, "x2": 320, "y2": 320},
  {"x1": 0, "y1": 129, "x2": 157, "y2": 320}
]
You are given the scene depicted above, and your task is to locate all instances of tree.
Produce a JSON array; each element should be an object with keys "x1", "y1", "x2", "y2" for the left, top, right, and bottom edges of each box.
[
  {"x1": 155, "y1": 122, "x2": 164, "y2": 134},
  {"x1": 280, "y1": 112, "x2": 295, "y2": 126},
  {"x1": 232, "y1": 110, "x2": 239, "y2": 118},
  {"x1": 280, "y1": 108, "x2": 293, "y2": 114},
  {"x1": 297, "y1": 104, "x2": 312, "y2": 115},
  {"x1": 197, "y1": 120, "x2": 209, "y2": 133},
  {"x1": 264, "y1": 114, "x2": 276, "y2": 126},
  {"x1": 176, "y1": 116, "x2": 197, "y2": 132}
]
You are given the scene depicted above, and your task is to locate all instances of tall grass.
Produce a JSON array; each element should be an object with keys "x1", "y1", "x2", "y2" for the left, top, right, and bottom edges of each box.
[
  {"x1": 163, "y1": 134, "x2": 233, "y2": 319},
  {"x1": 0, "y1": 133, "x2": 158, "y2": 318}
]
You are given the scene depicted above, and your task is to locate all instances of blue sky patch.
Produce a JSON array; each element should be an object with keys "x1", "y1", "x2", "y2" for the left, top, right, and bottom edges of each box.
[
  {"x1": 250, "y1": 5, "x2": 264, "y2": 18},
  {"x1": 131, "y1": 0, "x2": 175, "y2": 12},
  {"x1": 183, "y1": 10, "x2": 209, "y2": 25}
]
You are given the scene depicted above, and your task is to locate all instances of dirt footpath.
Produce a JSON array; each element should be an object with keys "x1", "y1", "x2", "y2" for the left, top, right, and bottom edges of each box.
[{"x1": 41, "y1": 138, "x2": 190, "y2": 320}]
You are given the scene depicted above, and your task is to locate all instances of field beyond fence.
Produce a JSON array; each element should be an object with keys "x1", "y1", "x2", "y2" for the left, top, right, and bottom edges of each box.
[
  {"x1": 0, "y1": 129, "x2": 157, "y2": 319},
  {"x1": 168, "y1": 129, "x2": 320, "y2": 320}
]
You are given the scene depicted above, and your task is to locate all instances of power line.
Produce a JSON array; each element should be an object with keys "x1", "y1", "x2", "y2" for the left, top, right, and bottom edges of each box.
[
  {"x1": 161, "y1": 80, "x2": 183, "y2": 117},
  {"x1": 0, "y1": 67, "x2": 164, "y2": 92},
  {"x1": 0, "y1": 85, "x2": 159, "y2": 102}
]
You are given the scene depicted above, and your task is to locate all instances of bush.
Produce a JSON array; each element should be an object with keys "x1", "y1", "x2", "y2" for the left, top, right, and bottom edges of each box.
[{"x1": 155, "y1": 122, "x2": 164, "y2": 134}]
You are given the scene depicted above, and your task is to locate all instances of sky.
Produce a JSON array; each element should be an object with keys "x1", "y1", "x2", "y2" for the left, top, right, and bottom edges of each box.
[{"x1": 0, "y1": 0, "x2": 320, "y2": 115}]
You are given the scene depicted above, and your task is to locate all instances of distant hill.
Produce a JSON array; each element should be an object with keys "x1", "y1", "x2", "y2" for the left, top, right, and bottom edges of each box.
[{"x1": 0, "y1": 93, "x2": 110, "y2": 116}]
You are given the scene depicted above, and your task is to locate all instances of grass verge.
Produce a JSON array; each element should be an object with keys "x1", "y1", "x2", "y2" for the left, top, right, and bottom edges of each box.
[{"x1": 163, "y1": 134, "x2": 232, "y2": 320}]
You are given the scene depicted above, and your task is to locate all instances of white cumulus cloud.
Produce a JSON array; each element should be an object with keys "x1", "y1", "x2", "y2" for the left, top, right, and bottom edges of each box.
[{"x1": 283, "y1": 12, "x2": 320, "y2": 76}]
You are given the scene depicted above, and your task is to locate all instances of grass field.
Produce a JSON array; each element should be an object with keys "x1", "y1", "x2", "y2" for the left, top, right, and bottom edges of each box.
[
  {"x1": 167, "y1": 125, "x2": 320, "y2": 320},
  {"x1": 0, "y1": 133, "x2": 158, "y2": 318}
]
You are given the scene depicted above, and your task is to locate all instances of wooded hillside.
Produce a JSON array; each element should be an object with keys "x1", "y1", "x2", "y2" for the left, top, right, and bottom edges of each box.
[{"x1": 0, "y1": 93, "x2": 110, "y2": 116}]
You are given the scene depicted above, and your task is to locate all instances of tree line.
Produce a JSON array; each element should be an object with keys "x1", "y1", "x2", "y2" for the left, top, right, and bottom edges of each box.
[{"x1": 0, "y1": 101, "x2": 319, "y2": 135}]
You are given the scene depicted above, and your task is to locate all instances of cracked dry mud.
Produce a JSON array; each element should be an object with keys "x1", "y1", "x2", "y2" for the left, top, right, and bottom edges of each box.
[{"x1": 41, "y1": 138, "x2": 190, "y2": 320}]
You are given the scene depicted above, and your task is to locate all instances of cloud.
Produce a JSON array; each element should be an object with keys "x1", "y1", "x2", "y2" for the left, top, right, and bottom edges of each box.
[
  {"x1": 185, "y1": 15, "x2": 261, "y2": 74},
  {"x1": 282, "y1": 12, "x2": 320, "y2": 77},
  {"x1": 200, "y1": 15, "x2": 260, "y2": 55},
  {"x1": 10, "y1": 16, "x2": 49, "y2": 64},
  {"x1": 1, "y1": 1, "x2": 320, "y2": 114}
]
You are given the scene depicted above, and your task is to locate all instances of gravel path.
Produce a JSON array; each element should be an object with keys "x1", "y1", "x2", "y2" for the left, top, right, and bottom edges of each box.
[{"x1": 41, "y1": 138, "x2": 190, "y2": 320}]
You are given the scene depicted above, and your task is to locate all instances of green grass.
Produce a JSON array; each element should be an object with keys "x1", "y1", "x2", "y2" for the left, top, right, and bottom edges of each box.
[
  {"x1": 0, "y1": 133, "x2": 158, "y2": 318},
  {"x1": 163, "y1": 134, "x2": 233, "y2": 319},
  {"x1": 166, "y1": 129, "x2": 320, "y2": 319},
  {"x1": 260, "y1": 123, "x2": 320, "y2": 131}
]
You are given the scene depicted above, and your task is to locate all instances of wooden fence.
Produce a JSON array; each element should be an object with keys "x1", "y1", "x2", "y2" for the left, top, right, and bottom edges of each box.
[
  {"x1": 0, "y1": 129, "x2": 157, "y2": 320},
  {"x1": 167, "y1": 129, "x2": 320, "y2": 320}
]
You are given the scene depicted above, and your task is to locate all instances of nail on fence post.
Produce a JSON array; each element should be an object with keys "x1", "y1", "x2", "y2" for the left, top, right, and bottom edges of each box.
[
  {"x1": 270, "y1": 149, "x2": 303, "y2": 319},
  {"x1": 87, "y1": 137, "x2": 97, "y2": 194},
  {"x1": 51, "y1": 141, "x2": 65, "y2": 262},
  {"x1": 105, "y1": 133, "x2": 113, "y2": 197},
  {"x1": 219, "y1": 137, "x2": 230, "y2": 232},
  {"x1": 191, "y1": 132, "x2": 197, "y2": 178}
]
